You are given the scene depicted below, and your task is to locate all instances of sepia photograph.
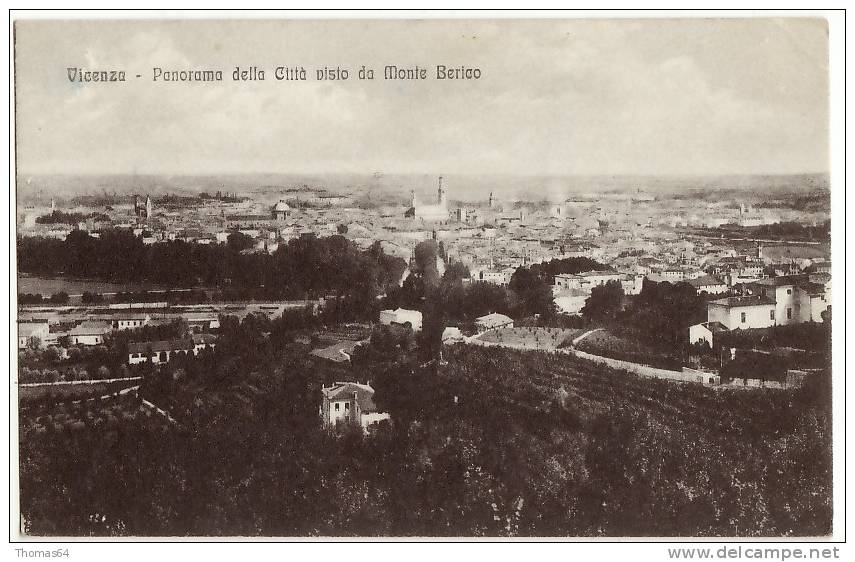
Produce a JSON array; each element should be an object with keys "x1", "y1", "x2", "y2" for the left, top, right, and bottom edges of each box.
[{"x1": 9, "y1": 11, "x2": 844, "y2": 544}]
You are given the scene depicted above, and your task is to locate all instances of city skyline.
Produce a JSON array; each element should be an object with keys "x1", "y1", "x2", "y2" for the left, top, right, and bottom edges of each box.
[{"x1": 13, "y1": 14, "x2": 838, "y2": 542}]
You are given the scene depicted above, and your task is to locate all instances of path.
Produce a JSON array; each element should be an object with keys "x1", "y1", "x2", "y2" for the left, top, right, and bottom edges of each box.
[
  {"x1": 140, "y1": 398, "x2": 178, "y2": 425},
  {"x1": 18, "y1": 376, "x2": 143, "y2": 388},
  {"x1": 570, "y1": 328, "x2": 604, "y2": 347}
]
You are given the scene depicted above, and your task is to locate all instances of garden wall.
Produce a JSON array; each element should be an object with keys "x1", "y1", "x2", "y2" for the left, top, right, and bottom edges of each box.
[{"x1": 571, "y1": 349, "x2": 720, "y2": 386}]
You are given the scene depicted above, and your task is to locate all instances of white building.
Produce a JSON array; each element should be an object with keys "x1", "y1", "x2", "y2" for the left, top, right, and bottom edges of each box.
[
  {"x1": 18, "y1": 321, "x2": 50, "y2": 349},
  {"x1": 751, "y1": 276, "x2": 831, "y2": 325},
  {"x1": 109, "y1": 313, "x2": 150, "y2": 331},
  {"x1": 127, "y1": 334, "x2": 217, "y2": 365},
  {"x1": 477, "y1": 269, "x2": 511, "y2": 286},
  {"x1": 404, "y1": 176, "x2": 449, "y2": 222},
  {"x1": 320, "y1": 381, "x2": 390, "y2": 430},
  {"x1": 271, "y1": 199, "x2": 291, "y2": 221},
  {"x1": 379, "y1": 308, "x2": 423, "y2": 332},
  {"x1": 553, "y1": 288, "x2": 588, "y2": 315},
  {"x1": 687, "y1": 275, "x2": 728, "y2": 295},
  {"x1": 621, "y1": 274, "x2": 645, "y2": 296},
  {"x1": 474, "y1": 312, "x2": 514, "y2": 333},
  {"x1": 554, "y1": 269, "x2": 624, "y2": 291},
  {"x1": 647, "y1": 269, "x2": 685, "y2": 283},
  {"x1": 707, "y1": 296, "x2": 777, "y2": 331},
  {"x1": 441, "y1": 326, "x2": 464, "y2": 343},
  {"x1": 68, "y1": 320, "x2": 111, "y2": 346},
  {"x1": 688, "y1": 321, "x2": 730, "y2": 348}
]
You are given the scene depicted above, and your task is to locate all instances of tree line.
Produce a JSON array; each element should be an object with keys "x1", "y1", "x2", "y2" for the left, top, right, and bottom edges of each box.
[
  {"x1": 17, "y1": 230, "x2": 407, "y2": 306},
  {"x1": 19, "y1": 320, "x2": 832, "y2": 536}
]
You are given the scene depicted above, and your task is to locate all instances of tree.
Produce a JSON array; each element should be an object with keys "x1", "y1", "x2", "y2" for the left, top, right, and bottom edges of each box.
[
  {"x1": 49, "y1": 292, "x2": 69, "y2": 305},
  {"x1": 461, "y1": 282, "x2": 512, "y2": 321},
  {"x1": 628, "y1": 280, "x2": 707, "y2": 350},
  {"x1": 442, "y1": 262, "x2": 470, "y2": 283},
  {"x1": 581, "y1": 280, "x2": 623, "y2": 321},
  {"x1": 413, "y1": 240, "x2": 440, "y2": 288},
  {"x1": 337, "y1": 223, "x2": 348, "y2": 234},
  {"x1": 529, "y1": 257, "x2": 607, "y2": 280},
  {"x1": 509, "y1": 267, "x2": 555, "y2": 318},
  {"x1": 227, "y1": 231, "x2": 255, "y2": 252},
  {"x1": 41, "y1": 346, "x2": 62, "y2": 363},
  {"x1": 82, "y1": 291, "x2": 104, "y2": 304}
]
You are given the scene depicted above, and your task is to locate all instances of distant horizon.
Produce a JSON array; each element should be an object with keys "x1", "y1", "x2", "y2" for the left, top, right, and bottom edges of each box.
[
  {"x1": 16, "y1": 171, "x2": 831, "y2": 179},
  {"x1": 15, "y1": 170, "x2": 831, "y2": 205}
]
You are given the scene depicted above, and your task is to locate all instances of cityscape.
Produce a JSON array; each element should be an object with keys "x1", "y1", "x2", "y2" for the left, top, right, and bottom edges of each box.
[{"x1": 13, "y1": 17, "x2": 835, "y2": 539}]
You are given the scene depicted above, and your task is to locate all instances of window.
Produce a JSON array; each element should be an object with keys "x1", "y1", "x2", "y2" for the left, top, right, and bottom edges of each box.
[
  {"x1": 786, "y1": 289, "x2": 792, "y2": 295},
  {"x1": 770, "y1": 310, "x2": 775, "y2": 320},
  {"x1": 741, "y1": 312, "x2": 746, "y2": 323},
  {"x1": 787, "y1": 308, "x2": 792, "y2": 319},
  {"x1": 334, "y1": 403, "x2": 339, "y2": 411},
  {"x1": 345, "y1": 403, "x2": 350, "y2": 410}
]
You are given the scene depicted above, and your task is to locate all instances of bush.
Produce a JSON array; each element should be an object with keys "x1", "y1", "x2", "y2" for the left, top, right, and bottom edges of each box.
[{"x1": 721, "y1": 351, "x2": 788, "y2": 383}]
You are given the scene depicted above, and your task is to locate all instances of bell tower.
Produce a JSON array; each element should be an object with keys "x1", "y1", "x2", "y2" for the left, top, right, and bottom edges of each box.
[{"x1": 437, "y1": 176, "x2": 447, "y2": 208}]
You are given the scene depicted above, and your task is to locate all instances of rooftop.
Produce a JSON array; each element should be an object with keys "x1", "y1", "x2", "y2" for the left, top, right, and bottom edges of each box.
[
  {"x1": 273, "y1": 200, "x2": 291, "y2": 212},
  {"x1": 475, "y1": 312, "x2": 514, "y2": 324},
  {"x1": 709, "y1": 295, "x2": 776, "y2": 308},
  {"x1": 68, "y1": 320, "x2": 111, "y2": 336},
  {"x1": 687, "y1": 275, "x2": 726, "y2": 288},
  {"x1": 18, "y1": 322, "x2": 49, "y2": 337},
  {"x1": 192, "y1": 333, "x2": 218, "y2": 345},
  {"x1": 128, "y1": 338, "x2": 194, "y2": 354},
  {"x1": 322, "y1": 382, "x2": 378, "y2": 413},
  {"x1": 752, "y1": 274, "x2": 810, "y2": 288}
]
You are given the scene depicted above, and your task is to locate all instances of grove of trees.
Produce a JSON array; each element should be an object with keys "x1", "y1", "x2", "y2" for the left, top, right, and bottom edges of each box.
[
  {"x1": 19, "y1": 327, "x2": 832, "y2": 537},
  {"x1": 17, "y1": 231, "x2": 406, "y2": 314}
]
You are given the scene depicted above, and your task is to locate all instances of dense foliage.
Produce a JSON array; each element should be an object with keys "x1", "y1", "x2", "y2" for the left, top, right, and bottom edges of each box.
[
  {"x1": 17, "y1": 231, "x2": 406, "y2": 305},
  {"x1": 18, "y1": 292, "x2": 69, "y2": 305},
  {"x1": 582, "y1": 280, "x2": 707, "y2": 361},
  {"x1": 528, "y1": 257, "x2": 607, "y2": 280},
  {"x1": 19, "y1": 319, "x2": 832, "y2": 537},
  {"x1": 35, "y1": 211, "x2": 89, "y2": 225},
  {"x1": 581, "y1": 280, "x2": 624, "y2": 321},
  {"x1": 697, "y1": 221, "x2": 831, "y2": 242}
]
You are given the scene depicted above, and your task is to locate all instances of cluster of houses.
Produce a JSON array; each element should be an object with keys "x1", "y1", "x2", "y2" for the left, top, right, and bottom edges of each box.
[
  {"x1": 378, "y1": 306, "x2": 513, "y2": 337},
  {"x1": 689, "y1": 274, "x2": 831, "y2": 348},
  {"x1": 17, "y1": 309, "x2": 222, "y2": 350},
  {"x1": 17, "y1": 311, "x2": 220, "y2": 365},
  {"x1": 127, "y1": 334, "x2": 218, "y2": 365},
  {"x1": 552, "y1": 269, "x2": 644, "y2": 314}
]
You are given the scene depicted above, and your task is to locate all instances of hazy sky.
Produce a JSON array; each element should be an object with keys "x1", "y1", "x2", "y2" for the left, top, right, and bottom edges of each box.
[{"x1": 15, "y1": 18, "x2": 829, "y2": 177}]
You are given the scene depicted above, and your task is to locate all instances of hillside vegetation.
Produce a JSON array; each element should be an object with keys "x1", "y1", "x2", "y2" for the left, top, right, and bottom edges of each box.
[{"x1": 19, "y1": 331, "x2": 831, "y2": 537}]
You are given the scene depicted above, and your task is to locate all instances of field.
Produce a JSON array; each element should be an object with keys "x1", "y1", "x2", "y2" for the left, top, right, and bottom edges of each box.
[
  {"x1": 575, "y1": 328, "x2": 682, "y2": 369},
  {"x1": 18, "y1": 379, "x2": 141, "y2": 404},
  {"x1": 18, "y1": 274, "x2": 170, "y2": 297},
  {"x1": 476, "y1": 327, "x2": 582, "y2": 350},
  {"x1": 19, "y1": 393, "x2": 169, "y2": 436},
  {"x1": 428, "y1": 345, "x2": 832, "y2": 536},
  {"x1": 17, "y1": 336, "x2": 832, "y2": 537}
]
